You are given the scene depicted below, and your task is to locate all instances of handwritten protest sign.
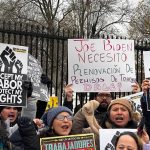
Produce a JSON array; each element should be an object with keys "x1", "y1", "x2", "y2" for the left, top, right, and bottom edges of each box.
[
  {"x1": 0, "y1": 43, "x2": 28, "y2": 107},
  {"x1": 68, "y1": 39, "x2": 136, "y2": 92},
  {"x1": 99, "y1": 129, "x2": 137, "y2": 150},
  {"x1": 28, "y1": 54, "x2": 42, "y2": 99},
  {"x1": 40, "y1": 133, "x2": 96, "y2": 150}
]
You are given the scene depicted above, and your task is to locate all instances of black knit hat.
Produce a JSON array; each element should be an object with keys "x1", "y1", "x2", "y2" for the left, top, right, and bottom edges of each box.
[{"x1": 42, "y1": 106, "x2": 73, "y2": 128}]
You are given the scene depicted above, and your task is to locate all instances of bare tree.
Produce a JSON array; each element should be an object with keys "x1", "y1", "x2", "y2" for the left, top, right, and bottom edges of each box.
[
  {"x1": 128, "y1": 0, "x2": 150, "y2": 40},
  {"x1": 62, "y1": 0, "x2": 131, "y2": 38},
  {"x1": 0, "y1": 0, "x2": 71, "y2": 31}
]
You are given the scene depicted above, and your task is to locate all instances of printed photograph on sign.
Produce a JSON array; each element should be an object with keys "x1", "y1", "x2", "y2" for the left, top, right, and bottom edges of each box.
[
  {"x1": 68, "y1": 39, "x2": 136, "y2": 93},
  {"x1": 99, "y1": 129, "x2": 137, "y2": 150},
  {"x1": 28, "y1": 54, "x2": 43, "y2": 99},
  {"x1": 40, "y1": 133, "x2": 96, "y2": 150},
  {"x1": 0, "y1": 43, "x2": 28, "y2": 107}
]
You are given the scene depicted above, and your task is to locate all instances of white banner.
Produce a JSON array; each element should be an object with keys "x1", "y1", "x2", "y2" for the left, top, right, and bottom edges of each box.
[
  {"x1": 143, "y1": 51, "x2": 150, "y2": 78},
  {"x1": 68, "y1": 39, "x2": 136, "y2": 92}
]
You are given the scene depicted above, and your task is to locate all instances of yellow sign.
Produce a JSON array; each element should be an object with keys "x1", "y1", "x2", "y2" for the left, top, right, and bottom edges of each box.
[{"x1": 45, "y1": 96, "x2": 59, "y2": 111}]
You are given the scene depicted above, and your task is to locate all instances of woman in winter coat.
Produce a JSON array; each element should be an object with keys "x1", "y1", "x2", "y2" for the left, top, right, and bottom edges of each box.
[
  {"x1": 71, "y1": 98, "x2": 141, "y2": 150},
  {"x1": 9, "y1": 106, "x2": 73, "y2": 150}
]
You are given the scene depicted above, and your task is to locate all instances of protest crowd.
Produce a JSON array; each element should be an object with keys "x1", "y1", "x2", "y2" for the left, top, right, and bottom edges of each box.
[{"x1": 1, "y1": 42, "x2": 150, "y2": 150}]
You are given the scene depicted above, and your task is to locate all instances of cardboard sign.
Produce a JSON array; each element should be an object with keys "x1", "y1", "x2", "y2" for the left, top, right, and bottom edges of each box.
[
  {"x1": 40, "y1": 133, "x2": 96, "y2": 150},
  {"x1": 99, "y1": 129, "x2": 137, "y2": 150},
  {"x1": 0, "y1": 43, "x2": 28, "y2": 107},
  {"x1": 68, "y1": 39, "x2": 136, "y2": 92},
  {"x1": 45, "y1": 96, "x2": 59, "y2": 111}
]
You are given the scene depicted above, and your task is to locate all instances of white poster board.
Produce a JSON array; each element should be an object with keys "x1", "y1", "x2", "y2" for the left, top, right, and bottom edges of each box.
[
  {"x1": 0, "y1": 43, "x2": 28, "y2": 107},
  {"x1": 100, "y1": 129, "x2": 137, "y2": 150},
  {"x1": 68, "y1": 39, "x2": 136, "y2": 92},
  {"x1": 143, "y1": 51, "x2": 150, "y2": 78},
  {"x1": 143, "y1": 51, "x2": 150, "y2": 110}
]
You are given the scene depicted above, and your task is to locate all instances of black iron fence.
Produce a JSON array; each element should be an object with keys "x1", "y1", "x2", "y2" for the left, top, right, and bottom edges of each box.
[{"x1": 0, "y1": 20, "x2": 150, "y2": 107}]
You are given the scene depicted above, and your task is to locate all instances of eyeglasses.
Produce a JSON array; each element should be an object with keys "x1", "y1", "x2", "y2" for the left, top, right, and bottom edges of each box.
[{"x1": 56, "y1": 115, "x2": 73, "y2": 121}]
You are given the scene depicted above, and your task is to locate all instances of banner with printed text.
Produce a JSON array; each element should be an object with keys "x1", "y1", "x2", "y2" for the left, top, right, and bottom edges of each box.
[
  {"x1": 40, "y1": 133, "x2": 96, "y2": 150},
  {"x1": 99, "y1": 129, "x2": 137, "y2": 150},
  {"x1": 0, "y1": 43, "x2": 28, "y2": 107},
  {"x1": 68, "y1": 39, "x2": 136, "y2": 92}
]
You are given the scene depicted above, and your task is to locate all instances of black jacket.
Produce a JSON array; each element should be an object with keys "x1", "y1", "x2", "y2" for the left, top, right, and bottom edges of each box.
[
  {"x1": 140, "y1": 95, "x2": 150, "y2": 138},
  {"x1": 10, "y1": 117, "x2": 40, "y2": 150}
]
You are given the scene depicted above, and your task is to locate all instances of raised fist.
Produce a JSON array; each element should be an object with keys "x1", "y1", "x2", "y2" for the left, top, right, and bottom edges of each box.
[
  {"x1": 15, "y1": 59, "x2": 23, "y2": 74},
  {"x1": 1, "y1": 46, "x2": 16, "y2": 73}
]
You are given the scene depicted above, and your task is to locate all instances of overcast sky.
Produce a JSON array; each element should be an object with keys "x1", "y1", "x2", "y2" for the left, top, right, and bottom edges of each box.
[{"x1": 129, "y1": 0, "x2": 142, "y2": 8}]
